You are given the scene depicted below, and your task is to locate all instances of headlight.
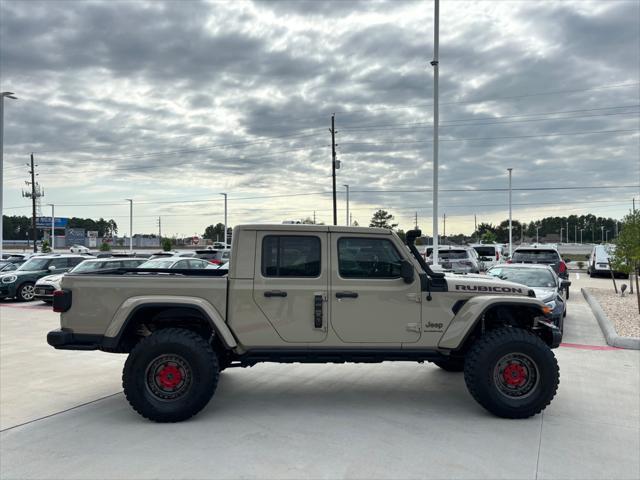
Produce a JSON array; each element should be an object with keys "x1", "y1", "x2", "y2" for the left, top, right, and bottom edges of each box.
[
  {"x1": 1, "y1": 275, "x2": 17, "y2": 284},
  {"x1": 545, "y1": 300, "x2": 557, "y2": 310}
]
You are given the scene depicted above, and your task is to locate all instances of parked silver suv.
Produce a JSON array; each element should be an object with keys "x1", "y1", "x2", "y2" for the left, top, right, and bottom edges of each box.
[{"x1": 425, "y1": 246, "x2": 481, "y2": 274}]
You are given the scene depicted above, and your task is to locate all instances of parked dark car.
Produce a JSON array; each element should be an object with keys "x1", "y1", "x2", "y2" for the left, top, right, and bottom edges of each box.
[
  {"x1": 509, "y1": 246, "x2": 569, "y2": 297},
  {"x1": 0, "y1": 255, "x2": 86, "y2": 301},
  {"x1": 487, "y1": 263, "x2": 569, "y2": 332}
]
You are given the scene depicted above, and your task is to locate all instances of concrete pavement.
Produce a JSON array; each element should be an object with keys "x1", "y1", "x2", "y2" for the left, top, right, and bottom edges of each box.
[{"x1": 1, "y1": 272, "x2": 638, "y2": 479}]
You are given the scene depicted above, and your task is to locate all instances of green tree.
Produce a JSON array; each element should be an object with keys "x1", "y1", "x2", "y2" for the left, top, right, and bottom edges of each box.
[
  {"x1": 41, "y1": 240, "x2": 51, "y2": 253},
  {"x1": 161, "y1": 238, "x2": 173, "y2": 252},
  {"x1": 612, "y1": 210, "x2": 640, "y2": 313},
  {"x1": 99, "y1": 242, "x2": 112, "y2": 252},
  {"x1": 369, "y1": 210, "x2": 397, "y2": 229},
  {"x1": 481, "y1": 231, "x2": 498, "y2": 243},
  {"x1": 203, "y1": 223, "x2": 225, "y2": 241}
]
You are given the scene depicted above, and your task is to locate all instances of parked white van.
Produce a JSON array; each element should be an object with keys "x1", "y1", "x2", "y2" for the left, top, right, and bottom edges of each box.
[
  {"x1": 588, "y1": 244, "x2": 627, "y2": 278},
  {"x1": 470, "y1": 244, "x2": 503, "y2": 270}
]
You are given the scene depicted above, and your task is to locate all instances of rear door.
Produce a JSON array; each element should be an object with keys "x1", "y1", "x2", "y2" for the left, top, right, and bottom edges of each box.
[
  {"x1": 252, "y1": 232, "x2": 329, "y2": 343},
  {"x1": 329, "y1": 234, "x2": 421, "y2": 343}
]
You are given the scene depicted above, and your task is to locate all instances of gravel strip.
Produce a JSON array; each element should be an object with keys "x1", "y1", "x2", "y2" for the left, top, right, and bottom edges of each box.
[{"x1": 586, "y1": 287, "x2": 640, "y2": 338}]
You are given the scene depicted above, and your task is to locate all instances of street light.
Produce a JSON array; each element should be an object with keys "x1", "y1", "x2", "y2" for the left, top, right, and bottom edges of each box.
[
  {"x1": 1, "y1": 91, "x2": 18, "y2": 259},
  {"x1": 125, "y1": 199, "x2": 133, "y2": 253},
  {"x1": 580, "y1": 228, "x2": 585, "y2": 244},
  {"x1": 600, "y1": 225, "x2": 605, "y2": 243},
  {"x1": 343, "y1": 184, "x2": 350, "y2": 226},
  {"x1": 220, "y1": 193, "x2": 227, "y2": 246},
  {"x1": 47, "y1": 203, "x2": 54, "y2": 252},
  {"x1": 507, "y1": 168, "x2": 513, "y2": 257}
]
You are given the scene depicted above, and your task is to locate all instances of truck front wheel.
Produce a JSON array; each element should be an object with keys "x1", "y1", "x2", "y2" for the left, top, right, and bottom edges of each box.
[
  {"x1": 464, "y1": 328, "x2": 559, "y2": 419},
  {"x1": 123, "y1": 328, "x2": 219, "y2": 422}
]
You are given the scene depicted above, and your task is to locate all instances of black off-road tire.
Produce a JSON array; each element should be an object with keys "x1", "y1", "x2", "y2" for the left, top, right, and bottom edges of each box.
[
  {"x1": 17, "y1": 282, "x2": 36, "y2": 302},
  {"x1": 123, "y1": 328, "x2": 219, "y2": 423},
  {"x1": 464, "y1": 328, "x2": 559, "y2": 419},
  {"x1": 433, "y1": 357, "x2": 465, "y2": 372}
]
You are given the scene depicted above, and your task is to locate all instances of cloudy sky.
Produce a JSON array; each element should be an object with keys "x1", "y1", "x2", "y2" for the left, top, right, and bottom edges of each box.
[{"x1": 1, "y1": 0, "x2": 639, "y2": 238}]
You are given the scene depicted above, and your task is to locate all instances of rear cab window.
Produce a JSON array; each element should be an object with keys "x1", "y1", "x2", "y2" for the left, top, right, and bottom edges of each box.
[
  {"x1": 262, "y1": 235, "x2": 321, "y2": 277},
  {"x1": 474, "y1": 246, "x2": 496, "y2": 259},
  {"x1": 512, "y1": 250, "x2": 560, "y2": 263}
]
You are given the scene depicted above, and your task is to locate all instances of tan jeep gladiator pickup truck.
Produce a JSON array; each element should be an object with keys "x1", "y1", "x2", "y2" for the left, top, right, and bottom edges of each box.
[{"x1": 48, "y1": 225, "x2": 561, "y2": 422}]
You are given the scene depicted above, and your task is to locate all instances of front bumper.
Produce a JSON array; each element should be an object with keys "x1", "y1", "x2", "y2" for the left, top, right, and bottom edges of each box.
[
  {"x1": 0, "y1": 284, "x2": 17, "y2": 298},
  {"x1": 34, "y1": 284, "x2": 56, "y2": 301},
  {"x1": 47, "y1": 329, "x2": 104, "y2": 350}
]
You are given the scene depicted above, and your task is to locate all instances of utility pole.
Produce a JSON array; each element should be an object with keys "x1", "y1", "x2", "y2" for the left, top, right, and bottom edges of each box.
[
  {"x1": 508, "y1": 168, "x2": 513, "y2": 257},
  {"x1": 521, "y1": 223, "x2": 524, "y2": 244},
  {"x1": 1, "y1": 92, "x2": 17, "y2": 258},
  {"x1": 343, "y1": 184, "x2": 349, "y2": 226},
  {"x1": 47, "y1": 203, "x2": 54, "y2": 252},
  {"x1": 443, "y1": 213, "x2": 446, "y2": 240},
  {"x1": 560, "y1": 227, "x2": 564, "y2": 244},
  {"x1": 575, "y1": 224, "x2": 577, "y2": 244},
  {"x1": 431, "y1": 0, "x2": 440, "y2": 266},
  {"x1": 313, "y1": 211, "x2": 316, "y2": 225},
  {"x1": 220, "y1": 193, "x2": 227, "y2": 246},
  {"x1": 22, "y1": 153, "x2": 43, "y2": 253},
  {"x1": 125, "y1": 199, "x2": 133, "y2": 253},
  {"x1": 474, "y1": 214, "x2": 477, "y2": 242},
  {"x1": 331, "y1": 114, "x2": 337, "y2": 226},
  {"x1": 600, "y1": 225, "x2": 605, "y2": 243},
  {"x1": 580, "y1": 228, "x2": 584, "y2": 244},
  {"x1": 536, "y1": 225, "x2": 540, "y2": 244},
  {"x1": 157, "y1": 216, "x2": 162, "y2": 239},
  {"x1": 415, "y1": 211, "x2": 419, "y2": 229}
]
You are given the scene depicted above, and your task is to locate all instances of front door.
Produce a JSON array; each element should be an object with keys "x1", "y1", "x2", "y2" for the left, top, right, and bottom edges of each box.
[
  {"x1": 253, "y1": 231, "x2": 329, "y2": 343},
  {"x1": 330, "y1": 234, "x2": 421, "y2": 343}
]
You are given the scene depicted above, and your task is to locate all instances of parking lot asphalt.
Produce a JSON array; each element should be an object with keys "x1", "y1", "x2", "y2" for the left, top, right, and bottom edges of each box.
[{"x1": 1, "y1": 273, "x2": 638, "y2": 480}]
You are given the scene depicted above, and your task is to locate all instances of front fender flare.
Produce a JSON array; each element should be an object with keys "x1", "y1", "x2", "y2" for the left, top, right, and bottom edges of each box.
[
  {"x1": 104, "y1": 295, "x2": 237, "y2": 349},
  {"x1": 438, "y1": 295, "x2": 547, "y2": 349}
]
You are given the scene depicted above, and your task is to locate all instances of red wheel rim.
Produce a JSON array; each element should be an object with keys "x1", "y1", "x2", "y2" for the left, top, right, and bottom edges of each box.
[
  {"x1": 493, "y1": 353, "x2": 539, "y2": 399},
  {"x1": 145, "y1": 354, "x2": 192, "y2": 401}
]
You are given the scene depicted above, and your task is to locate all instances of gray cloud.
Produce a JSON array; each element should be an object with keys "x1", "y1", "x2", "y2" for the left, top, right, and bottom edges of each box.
[{"x1": 0, "y1": 0, "x2": 638, "y2": 234}]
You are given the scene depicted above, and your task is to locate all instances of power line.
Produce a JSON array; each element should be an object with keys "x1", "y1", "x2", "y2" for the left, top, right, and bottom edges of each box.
[{"x1": 340, "y1": 128, "x2": 639, "y2": 148}]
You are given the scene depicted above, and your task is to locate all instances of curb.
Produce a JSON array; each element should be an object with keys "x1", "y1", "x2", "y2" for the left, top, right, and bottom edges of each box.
[{"x1": 581, "y1": 288, "x2": 640, "y2": 350}]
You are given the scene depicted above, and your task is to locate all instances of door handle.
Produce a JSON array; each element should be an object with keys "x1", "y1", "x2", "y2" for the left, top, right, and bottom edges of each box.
[
  {"x1": 264, "y1": 290, "x2": 287, "y2": 298},
  {"x1": 335, "y1": 291, "x2": 358, "y2": 299}
]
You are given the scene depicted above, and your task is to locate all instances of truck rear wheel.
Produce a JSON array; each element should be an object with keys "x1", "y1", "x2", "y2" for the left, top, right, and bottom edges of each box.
[
  {"x1": 464, "y1": 328, "x2": 559, "y2": 419},
  {"x1": 122, "y1": 328, "x2": 219, "y2": 423}
]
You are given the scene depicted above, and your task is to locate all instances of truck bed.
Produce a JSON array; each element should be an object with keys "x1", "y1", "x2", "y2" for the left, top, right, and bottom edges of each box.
[{"x1": 59, "y1": 270, "x2": 228, "y2": 336}]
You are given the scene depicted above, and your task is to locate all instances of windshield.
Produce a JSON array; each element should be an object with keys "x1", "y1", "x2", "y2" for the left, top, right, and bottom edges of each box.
[
  {"x1": 18, "y1": 258, "x2": 49, "y2": 271},
  {"x1": 512, "y1": 250, "x2": 559, "y2": 264},
  {"x1": 138, "y1": 259, "x2": 175, "y2": 269},
  {"x1": 71, "y1": 261, "x2": 113, "y2": 273},
  {"x1": 474, "y1": 246, "x2": 496, "y2": 257},
  {"x1": 488, "y1": 267, "x2": 556, "y2": 288}
]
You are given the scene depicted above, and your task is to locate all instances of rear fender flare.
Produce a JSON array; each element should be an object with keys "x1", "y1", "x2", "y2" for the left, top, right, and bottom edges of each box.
[
  {"x1": 104, "y1": 296, "x2": 237, "y2": 349},
  {"x1": 438, "y1": 295, "x2": 547, "y2": 349}
]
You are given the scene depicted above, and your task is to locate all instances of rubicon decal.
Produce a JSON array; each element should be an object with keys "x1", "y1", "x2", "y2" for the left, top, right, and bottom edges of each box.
[{"x1": 455, "y1": 285, "x2": 524, "y2": 294}]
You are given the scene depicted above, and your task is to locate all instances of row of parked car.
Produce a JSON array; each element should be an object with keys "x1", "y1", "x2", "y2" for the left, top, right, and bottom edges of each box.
[{"x1": 0, "y1": 249, "x2": 231, "y2": 303}]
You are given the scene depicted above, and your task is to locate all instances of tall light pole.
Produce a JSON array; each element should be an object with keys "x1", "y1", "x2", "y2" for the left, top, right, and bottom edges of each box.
[
  {"x1": 1, "y1": 92, "x2": 18, "y2": 258},
  {"x1": 605, "y1": 230, "x2": 609, "y2": 243},
  {"x1": 580, "y1": 228, "x2": 584, "y2": 244},
  {"x1": 343, "y1": 184, "x2": 350, "y2": 226},
  {"x1": 536, "y1": 225, "x2": 540, "y2": 244},
  {"x1": 600, "y1": 225, "x2": 605, "y2": 243},
  {"x1": 220, "y1": 193, "x2": 227, "y2": 246},
  {"x1": 431, "y1": 0, "x2": 440, "y2": 266},
  {"x1": 125, "y1": 199, "x2": 133, "y2": 253},
  {"x1": 560, "y1": 227, "x2": 564, "y2": 244},
  {"x1": 508, "y1": 168, "x2": 513, "y2": 257},
  {"x1": 47, "y1": 203, "x2": 54, "y2": 252}
]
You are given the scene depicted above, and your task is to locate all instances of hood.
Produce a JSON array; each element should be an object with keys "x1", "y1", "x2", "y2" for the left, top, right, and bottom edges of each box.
[
  {"x1": 530, "y1": 287, "x2": 556, "y2": 303},
  {"x1": 37, "y1": 273, "x2": 65, "y2": 283},
  {"x1": 445, "y1": 273, "x2": 531, "y2": 296}
]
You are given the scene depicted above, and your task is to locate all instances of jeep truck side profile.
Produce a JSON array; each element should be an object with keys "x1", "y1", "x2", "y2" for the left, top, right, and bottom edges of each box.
[{"x1": 48, "y1": 225, "x2": 561, "y2": 422}]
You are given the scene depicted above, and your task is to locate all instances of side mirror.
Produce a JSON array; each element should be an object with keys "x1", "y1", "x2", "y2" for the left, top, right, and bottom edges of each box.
[
  {"x1": 48, "y1": 265, "x2": 56, "y2": 272},
  {"x1": 561, "y1": 280, "x2": 571, "y2": 288},
  {"x1": 400, "y1": 259, "x2": 415, "y2": 284}
]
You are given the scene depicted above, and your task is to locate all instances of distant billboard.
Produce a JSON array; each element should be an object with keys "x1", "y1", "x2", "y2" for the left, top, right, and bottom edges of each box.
[
  {"x1": 66, "y1": 228, "x2": 85, "y2": 247},
  {"x1": 36, "y1": 217, "x2": 68, "y2": 229}
]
